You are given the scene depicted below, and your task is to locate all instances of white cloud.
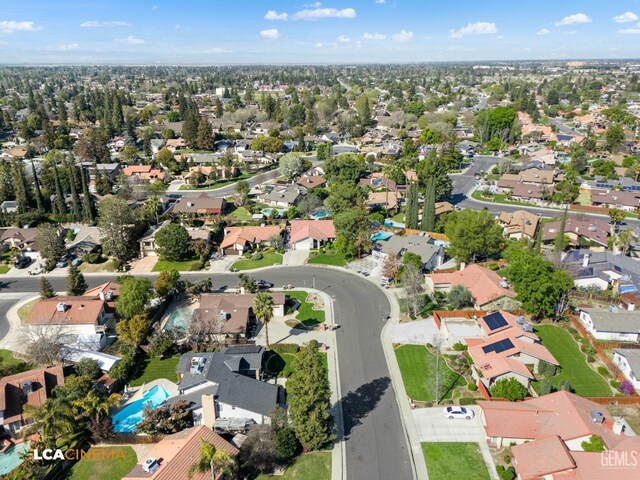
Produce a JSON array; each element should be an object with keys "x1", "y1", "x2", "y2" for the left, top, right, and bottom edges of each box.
[
  {"x1": 259, "y1": 28, "x2": 280, "y2": 40},
  {"x1": 537, "y1": 28, "x2": 551, "y2": 35},
  {"x1": 292, "y1": 8, "x2": 356, "y2": 21},
  {"x1": 618, "y1": 23, "x2": 640, "y2": 34},
  {"x1": 57, "y1": 43, "x2": 79, "y2": 51},
  {"x1": 265, "y1": 10, "x2": 288, "y2": 21},
  {"x1": 336, "y1": 35, "x2": 351, "y2": 43},
  {"x1": 375, "y1": 0, "x2": 386, "y2": 3},
  {"x1": 613, "y1": 12, "x2": 639, "y2": 23},
  {"x1": 391, "y1": 29, "x2": 414, "y2": 42},
  {"x1": 0, "y1": 21, "x2": 41, "y2": 33},
  {"x1": 115, "y1": 35, "x2": 145, "y2": 45},
  {"x1": 449, "y1": 21, "x2": 497, "y2": 38},
  {"x1": 80, "y1": 20, "x2": 130, "y2": 28},
  {"x1": 555, "y1": 13, "x2": 591, "y2": 27},
  {"x1": 363, "y1": 32, "x2": 386, "y2": 40}
]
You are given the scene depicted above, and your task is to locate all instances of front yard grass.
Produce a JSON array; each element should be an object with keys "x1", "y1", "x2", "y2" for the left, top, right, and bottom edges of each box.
[
  {"x1": 0, "y1": 349, "x2": 29, "y2": 372},
  {"x1": 79, "y1": 260, "x2": 117, "y2": 273},
  {"x1": 394, "y1": 345, "x2": 465, "y2": 402},
  {"x1": 265, "y1": 352, "x2": 298, "y2": 377},
  {"x1": 129, "y1": 354, "x2": 180, "y2": 387},
  {"x1": 63, "y1": 446, "x2": 137, "y2": 480},
  {"x1": 286, "y1": 291, "x2": 325, "y2": 326},
  {"x1": 421, "y1": 443, "x2": 490, "y2": 480},
  {"x1": 534, "y1": 325, "x2": 611, "y2": 397},
  {"x1": 0, "y1": 265, "x2": 10, "y2": 274},
  {"x1": 232, "y1": 252, "x2": 282, "y2": 271},
  {"x1": 307, "y1": 253, "x2": 347, "y2": 267},
  {"x1": 256, "y1": 451, "x2": 331, "y2": 480},
  {"x1": 17, "y1": 298, "x2": 38, "y2": 324},
  {"x1": 152, "y1": 257, "x2": 202, "y2": 272}
]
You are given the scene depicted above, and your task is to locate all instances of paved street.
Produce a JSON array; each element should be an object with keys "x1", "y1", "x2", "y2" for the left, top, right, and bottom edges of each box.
[
  {"x1": 169, "y1": 167, "x2": 283, "y2": 197},
  {"x1": 0, "y1": 267, "x2": 414, "y2": 480}
]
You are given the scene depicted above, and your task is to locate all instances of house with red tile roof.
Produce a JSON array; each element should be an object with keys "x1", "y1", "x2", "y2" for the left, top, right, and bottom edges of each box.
[
  {"x1": 466, "y1": 311, "x2": 558, "y2": 389},
  {"x1": 289, "y1": 220, "x2": 336, "y2": 250},
  {"x1": 123, "y1": 165, "x2": 167, "y2": 184},
  {"x1": 426, "y1": 264, "x2": 521, "y2": 310},
  {"x1": 0, "y1": 364, "x2": 64, "y2": 434},
  {"x1": 219, "y1": 226, "x2": 282, "y2": 256},
  {"x1": 478, "y1": 391, "x2": 640, "y2": 480},
  {"x1": 123, "y1": 425, "x2": 238, "y2": 480}
]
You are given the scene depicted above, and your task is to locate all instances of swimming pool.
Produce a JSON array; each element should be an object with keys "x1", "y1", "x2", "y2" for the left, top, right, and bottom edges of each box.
[
  {"x1": 112, "y1": 385, "x2": 170, "y2": 433},
  {"x1": 164, "y1": 304, "x2": 195, "y2": 333},
  {"x1": 371, "y1": 232, "x2": 393, "y2": 242},
  {"x1": 261, "y1": 208, "x2": 288, "y2": 217},
  {"x1": 384, "y1": 219, "x2": 406, "y2": 229},
  {"x1": 309, "y1": 208, "x2": 329, "y2": 220},
  {"x1": 0, "y1": 442, "x2": 29, "y2": 475}
]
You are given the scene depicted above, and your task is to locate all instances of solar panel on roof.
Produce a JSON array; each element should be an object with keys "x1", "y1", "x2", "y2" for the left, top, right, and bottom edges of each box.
[
  {"x1": 484, "y1": 312, "x2": 508, "y2": 331},
  {"x1": 481, "y1": 338, "x2": 515, "y2": 354}
]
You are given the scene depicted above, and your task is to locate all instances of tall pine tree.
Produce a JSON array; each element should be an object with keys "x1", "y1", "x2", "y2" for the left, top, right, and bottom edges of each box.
[
  {"x1": 405, "y1": 182, "x2": 419, "y2": 229},
  {"x1": 67, "y1": 263, "x2": 88, "y2": 296},
  {"x1": 11, "y1": 160, "x2": 30, "y2": 215},
  {"x1": 554, "y1": 206, "x2": 568, "y2": 263},
  {"x1": 80, "y1": 166, "x2": 94, "y2": 224},
  {"x1": 52, "y1": 162, "x2": 67, "y2": 215},
  {"x1": 31, "y1": 161, "x2": 44, "y2": 214},
  {"x1": 66, "y1": 156, "x2": 81, "y2": 221},
  {"x1": 421, "y1": 176, "x2": 436, "y2": 232}
]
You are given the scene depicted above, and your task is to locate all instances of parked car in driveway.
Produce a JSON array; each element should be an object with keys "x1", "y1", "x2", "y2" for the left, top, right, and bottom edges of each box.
[
  {"x1": 14, "y1": 256, "x2": 32, "y2": 269},
  {"x1": 443, "y1": 406, "x2": 474, "y2": 420},
  {"x1": 56, "y1": 256, "x2": 69, "y2": 268}
]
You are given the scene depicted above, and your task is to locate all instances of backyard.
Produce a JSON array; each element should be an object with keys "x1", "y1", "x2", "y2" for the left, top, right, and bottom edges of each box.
[
  {"x1": 129, "y1": 354, "x2": 180, "y2": 387},
  {"x1": 265, "y1": 349, "x2": 328, "y2": 379},
  {"x1": 394, "y1": 345, "x2": 465, "y2": 402},
  {"x1": 286, "y1": 291, "x2": 326, "y2": 326},
  {"x1": 228, "y1": 205, "x2": 253, "y2": 221},
  {"x1": 256, "y1": 451, "x2": 331, "y2": 480},
  {"x1": 62, "y1": 446, "x2": 137, "y2": 480},
  {"x1": 421, "y1": 443, "x2": 490, "y2": 480},
  {"x1": 307, "y1": 253, "x2": 347, "y2": 267},
  {"x1": 534, "y1": 325, "x2": 611, "y2": 397},
  {"x1": 0, "y1": 349, "x2": 29, "y2": 373},
  {"x1": 232, "y1": 252, "x2": 283, "y2": 271}
]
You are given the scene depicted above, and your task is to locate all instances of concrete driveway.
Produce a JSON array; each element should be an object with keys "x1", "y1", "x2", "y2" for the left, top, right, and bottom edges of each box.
[
  {"x1": 412, "y1": 406, "x2": 485, "y2": 442},
  {"x1": 390, "y1": 318, "x2": 440, "y2": 345},
  {"x1": 283, "y1": 249, "x2": 309, "y2": 266},
  {"x1": 129, "y1": 256, "x2": 158, "y2": 273}
]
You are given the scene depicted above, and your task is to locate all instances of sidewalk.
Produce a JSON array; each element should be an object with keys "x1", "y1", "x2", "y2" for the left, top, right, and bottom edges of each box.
[
  {"x1": 0, "y1": 294, "x2": 38, "y2": 353},
  {"x1": 253, "y1": 288, "x2": 345, "y2": 480}
]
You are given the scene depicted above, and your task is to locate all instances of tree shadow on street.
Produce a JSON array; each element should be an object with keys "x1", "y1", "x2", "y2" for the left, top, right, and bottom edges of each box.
[{"x1": 335, "y1": 376, "x2": 391, "y2": 440}]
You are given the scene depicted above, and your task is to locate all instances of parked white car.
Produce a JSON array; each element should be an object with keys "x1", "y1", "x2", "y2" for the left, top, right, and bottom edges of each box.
[{"x1": 443, "y1": 406, "x2": 474, "y2": 420}]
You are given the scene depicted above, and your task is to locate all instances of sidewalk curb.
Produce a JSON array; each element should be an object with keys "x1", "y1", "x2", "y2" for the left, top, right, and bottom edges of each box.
[{"x1": 0, "y1": 294, "x2": 39, "y2": 353}]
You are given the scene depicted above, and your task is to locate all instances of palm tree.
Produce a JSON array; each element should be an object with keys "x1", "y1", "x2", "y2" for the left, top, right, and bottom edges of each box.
[
  {"x1": 188, "y1": 439, "x2": 235, "y2": 480},
  {"x1": 612, "y1": 229, "x2": 638, "y2": 256},
  {"x1": 253, "y1": 292, "x2": 275, "y2": 349},
  {"x1": 72, "y1": 390, "x2": 122, "y2": 423},
  {"x1": 22, "y1": 397, "x2": 76, "y2": 446}
]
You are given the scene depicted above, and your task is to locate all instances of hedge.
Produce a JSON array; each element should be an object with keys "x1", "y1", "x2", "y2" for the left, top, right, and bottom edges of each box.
[{"x1": 270, "y1": 343, "x2": 301, "y2": 355}]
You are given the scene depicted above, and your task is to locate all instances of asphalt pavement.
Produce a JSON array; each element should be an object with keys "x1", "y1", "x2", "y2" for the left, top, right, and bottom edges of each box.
[
  {"x1": 0, "y1": 267, "x2": 414, "y2": 480},
  {"x1": 173, "y1": 167, "x2": 282, "y2": 197}
]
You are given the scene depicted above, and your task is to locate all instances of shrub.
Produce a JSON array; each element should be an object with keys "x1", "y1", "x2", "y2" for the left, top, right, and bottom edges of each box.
[
  {"x1": 587, "y1": 355, "x2": 595, "y2": 363},
  {"x1": 270, "y1": 343, "x2": 300, "y2": 355},
  {"x1": 611, "y1": 379, "x2": 621, "y2": 389},
  {"x1": 568, "y1": 327, "x2": 578, "y2": 336},
  {"x1": 581, "y1": 435, "x2": 605, "y2": 452},
  {"x1": 459, "y1": 398, "x2": 477, "y2": 406},
  {"x1": 496, "y1": 465, "x2": 516, "y2": 480},
  {"x1": 503, "y1": 454, "x2": 511, "y2": 464},
  {"x1": 488, "y1": 263, "x2": 500, "y2": 271},
  {"x1": 83, "y1": 252, "x2": 103, "y2": 264},
  {"x1": 452, "y1": 342, "x2": 468, "y2": 351},
  {"x1": 252, "y1": 252, "x2": 263, "y2": 260},
  {"x1": 490, "y1": 378, "x2": 529, "y2": 401},
  {"x1": 597, "y1": 366, "x2": 610, "y2": 378},
  {"x1": 619, "y1": 379, "x2": 636, "y2": 396},
  {"x1": 538, "y1": 361, "x2": 557, "y2": 377},
  {"x1": 539, "y1": 379, "x2": 552, "y2": 395},
  {"x1": 275, "y1": 427, "x2": 299, "y2": 463},
  {"x1": 467, "y1": 383, "x2": 478, "y2": 391}
]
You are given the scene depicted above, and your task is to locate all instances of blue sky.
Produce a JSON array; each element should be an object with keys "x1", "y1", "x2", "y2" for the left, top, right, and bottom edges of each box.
[{"x1": 1, "y1": 1, "x2": 640, "y2": 63}]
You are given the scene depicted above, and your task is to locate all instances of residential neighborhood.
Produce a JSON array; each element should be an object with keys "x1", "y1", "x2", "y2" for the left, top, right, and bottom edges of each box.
[{"x1": 2, "y1": 3, "x2": 640, "y2": 480}]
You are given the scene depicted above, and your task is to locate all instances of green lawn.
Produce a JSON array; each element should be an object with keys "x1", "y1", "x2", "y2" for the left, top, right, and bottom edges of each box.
[
  {"x1": 152, "y1": 257, "x2": 202, "y2": 272},
  {"x1": 391, "y1": 212, "x2": 405, "y2": 223},
  {"x1": 307, "y1": 253, "x2": 347, "y2": 267},
  {"x1": 256, "y1": 452, "x2": 331, "y2": 480},
  {"x1": 79, "y1": 260, "x2": 117, "y2": 273},
  {"x1": 394, "y1": 345, "x2": 465, "y2": 402},
  {"x1": 17, "y1": 298, "x2": 38, "y2": 324},
  {"x1": 265, "y1": 352, "x2": 298, "y2": 377},
  {"x1": 63, "y1": 446, "x2": 137, "y2": 480},
  {"x1": 229, "y1": 206, "x2": 253, "y2": 221},
  {"x1": 129, "y1": 354, "x2": 180, "y2": 387},
  {"x1": 421, "y1": 443, "x2": 490, "y2": 480},
  {"x1": 0, "y1": 265, "x2": 9, "y2": 274},
  {"x1": 534, "y1": 325, "x2": 611, "y2": 397},
  {"x1": 0, "y1": 349, "x2": 27, "y2": 367},
  {"x1": 232, "y1": 252, "x2": 283, "y2": 271},
  {"x1": 287, "y1": 291, "x2": 325, "y2": 326}
]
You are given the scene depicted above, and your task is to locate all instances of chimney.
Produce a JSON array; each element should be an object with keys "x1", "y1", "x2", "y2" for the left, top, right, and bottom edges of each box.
[
  {"x1": 583, "y1": 253, "x2": 591, "y2": 268},
  {"x1": 201, "y1": 393, "x2": 216, "y2": 428},
  {"x1": 613, "y1": 420, "x2": 625, "y2": 435},
  {"x1": 459, "y1": 262, "x2": 466, "y2": 271}
]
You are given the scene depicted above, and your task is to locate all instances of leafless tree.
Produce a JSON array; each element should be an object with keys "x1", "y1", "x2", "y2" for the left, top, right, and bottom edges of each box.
[
  {"x1": 429, "y1": 333, "x2": 446, "y2": 405},
  {"x1": 187, "y1": 311, "x2": 225, "y2": 351},
  {"x1": 401, "y1": 263, "x2": 424, "y2": 318},
  {"x1": 22, "y1": 324, "x2": 71, "y2": 366}
]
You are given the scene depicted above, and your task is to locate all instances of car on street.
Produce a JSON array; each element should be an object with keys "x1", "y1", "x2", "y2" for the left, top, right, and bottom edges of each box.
[
  {"x1": 14, "y1": 256, "x2": 32, "y2": 269},
  {"x1": 256, "y1": 279, "x2": 274, "y2": 289},
  {"x1": 443, "y1": 406, "x2": 474, "y2": 420}
]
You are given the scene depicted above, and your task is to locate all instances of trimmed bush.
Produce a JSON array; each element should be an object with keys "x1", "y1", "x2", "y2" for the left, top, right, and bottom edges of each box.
[
  {"x1": 467, "y1": 383, "x2": 478, "y2": 391},
  {"x1": 452, "y1": 342, "x2": 468, "y2": 351},
  {"x1": 251, "y1": 252, "x2": 263, "y2": 260},
  {"x1": 270, "y1": 343, "x2": 301, "y2": 355},
  {"x1": 496, "y1": 465, "x2": 516, "y2": 480},
  {"x1": 459, "y1": 398, "x2": 477, "y2": 406},
  {"x1": 597, "y1": 366, "x2": 610, "y2": 378},
  {"x1": 610, "y1": 379, "x2": 620, "y2": 389}
]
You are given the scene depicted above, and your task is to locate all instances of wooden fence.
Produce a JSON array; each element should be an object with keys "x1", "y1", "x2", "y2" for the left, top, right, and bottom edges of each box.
[{"x1": 96, "y1": 434, "x2": 165, "y2": 445}]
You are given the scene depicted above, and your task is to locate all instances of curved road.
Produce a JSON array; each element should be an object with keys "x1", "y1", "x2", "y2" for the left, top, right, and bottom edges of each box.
[{"x1": 0, "y1": 267, "x2": 413, "y2": 480}]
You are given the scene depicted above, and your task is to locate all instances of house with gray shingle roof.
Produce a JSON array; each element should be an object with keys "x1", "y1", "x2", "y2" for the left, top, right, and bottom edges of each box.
[
  {"x1": 613, "y1": 349, "x2": 640, "y2": 390},
  {"x1": 579, "y1": 308, "x2": 640, "y2": 342}
]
